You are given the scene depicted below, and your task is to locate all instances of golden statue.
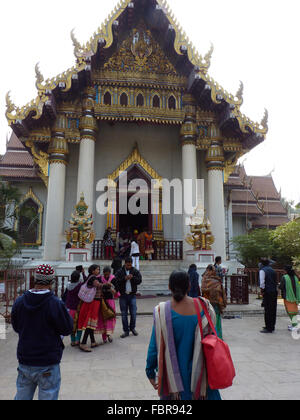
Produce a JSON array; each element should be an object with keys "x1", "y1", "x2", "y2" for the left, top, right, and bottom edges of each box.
[
  {"x1": 185, "y1": 205, "x2": 214, "y2": 251},
  {"x1": 65, "y1": 193, "x2": 95, "y2": 249}
]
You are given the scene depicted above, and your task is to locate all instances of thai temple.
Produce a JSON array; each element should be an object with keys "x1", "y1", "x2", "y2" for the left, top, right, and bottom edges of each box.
[{"x1": 1, "y1": 0, "x2": 288, "y2": 271}]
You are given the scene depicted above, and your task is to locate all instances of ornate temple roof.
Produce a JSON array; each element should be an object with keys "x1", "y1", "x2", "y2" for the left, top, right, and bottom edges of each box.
[
  {"x1": 0, "y1": 133, "x2": 39, "y2": 180},
  {"x1": 226, "y1": 165, "x2": 289, "y2": 228},
  {"x1": 5, "y1": 0, "x2": 268, "y2": 149}
]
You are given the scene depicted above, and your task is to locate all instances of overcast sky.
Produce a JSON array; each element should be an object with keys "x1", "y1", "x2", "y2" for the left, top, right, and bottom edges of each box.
[{"x1": 1, "y1": 0, "x2": 299, "y2": 204}]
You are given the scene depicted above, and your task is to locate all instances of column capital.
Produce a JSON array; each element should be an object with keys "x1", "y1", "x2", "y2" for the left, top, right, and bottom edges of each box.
[
  {"x1": 80, "y1": 87, "x2": 98, "y2": 141},
  {"x1": 205, "y1": 140, "x2": 225, "y2": 171},
  {"x1": 49, "y1": 115, "x2": 69, "y2": 165}
]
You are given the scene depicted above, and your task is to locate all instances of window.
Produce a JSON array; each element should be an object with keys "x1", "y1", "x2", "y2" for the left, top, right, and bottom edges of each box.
[
  {"x1": 18, "y1": 198, "x2": 39, "y2": 245},
  {"x1": 136, "y1": 94, "x2": 144, "y2": 107},
  {"x1": 168, "y1": 96, "x2": 176, "y2": 110},
  {"x1": 152, "y1": 95, "x2": 160, "y2": 108},
  {"x1": 120, "y1": 92, "x2": 128, "y2": 106},
  {"x1": 104, "y1": 91, "x2": 112, "y2": 105}
]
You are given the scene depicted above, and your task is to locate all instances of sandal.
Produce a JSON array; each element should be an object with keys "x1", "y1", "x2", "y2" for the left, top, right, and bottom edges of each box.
[
  {"x1": 107, "y1": 335, "x2": 113, "y2": 343},
  {"x1": 71, "y1": 341, "x2": 79, "y2": 347},
  {"x1": 91, "y1": 342, "x2": 99, "y2": 348},
  {"x1": 79, "y1": 344, "x2": 92, "y2": 352}
]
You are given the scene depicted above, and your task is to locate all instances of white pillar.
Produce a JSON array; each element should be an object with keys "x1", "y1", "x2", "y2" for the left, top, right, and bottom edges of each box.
[
  {"x1": 207, "y1": 169, "x2": 226, "y2": 260},
  {"x1": 44, "y1": 162, "x2": 66, "y2": 260},
  {"x1": 77, "y1": 137, "x2": 95, "y2": 214},
  {"x1": 182, "y1": 143, "x2": 197, "y2": 254}
]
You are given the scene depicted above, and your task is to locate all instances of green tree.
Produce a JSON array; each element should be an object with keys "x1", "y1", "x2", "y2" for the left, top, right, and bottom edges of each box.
[
  {"x1": 231, "y1": 228, "x2": 275, "y2": 267},
  {"x1": 271, "y1": 218, "x2": 300, "y2": 265}
]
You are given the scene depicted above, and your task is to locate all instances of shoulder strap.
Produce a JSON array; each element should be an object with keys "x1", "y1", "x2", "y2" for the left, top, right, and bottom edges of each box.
[{"x1": 194, "y1": 297, "x2": 218, "y2": 337}]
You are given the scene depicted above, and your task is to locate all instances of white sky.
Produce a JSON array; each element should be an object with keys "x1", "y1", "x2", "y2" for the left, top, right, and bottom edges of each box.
[{"x1": 1, "y1": 0, "x2": 299, "y2": 204}]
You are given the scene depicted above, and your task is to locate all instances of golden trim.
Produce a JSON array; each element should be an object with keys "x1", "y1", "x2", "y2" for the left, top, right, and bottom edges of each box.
[{"x1": 25, "y1": 140, "x2": 49, "y2": 187}]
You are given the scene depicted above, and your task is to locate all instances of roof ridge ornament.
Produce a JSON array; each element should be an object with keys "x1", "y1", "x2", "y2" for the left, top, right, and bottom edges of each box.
[
  {"x1": 235, "y1": 81, "x2": 244, "y2": 103},
  {"x1": 35, "y1": 62, "x2": 45, "y2": 91},
  {"x1": 5, "y1": 91, "x2": 16, "y2": 119},
  {"x1": 71, "y1": 28, "x2": 84, "y2": 59},
  {"x1": 260, "y1": 108, "x2": 268, "y2": 130}
]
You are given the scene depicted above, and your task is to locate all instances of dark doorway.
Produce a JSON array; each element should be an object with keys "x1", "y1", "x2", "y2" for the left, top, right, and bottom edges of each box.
[{"x1": 116, "y1": 165, "x2": 152, "y2": 234}]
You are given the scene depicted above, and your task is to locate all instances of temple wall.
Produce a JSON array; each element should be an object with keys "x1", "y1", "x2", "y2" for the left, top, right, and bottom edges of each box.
[
  {"x1": 62, "y1": 122, "x2": 184, "y2": 240},
  {"x1": 232, "y1": 216, "x2": 247, "y2": 237}
]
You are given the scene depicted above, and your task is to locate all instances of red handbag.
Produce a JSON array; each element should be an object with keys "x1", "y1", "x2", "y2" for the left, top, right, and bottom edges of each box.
[{"x1": 193, "y1": 297, "x2": 236, "y2": 390}]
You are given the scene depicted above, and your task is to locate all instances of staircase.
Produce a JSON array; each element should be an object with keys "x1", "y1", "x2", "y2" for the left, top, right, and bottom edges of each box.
[{"x1": 97, "y1": 259, "x2": 182, "y2": 296}]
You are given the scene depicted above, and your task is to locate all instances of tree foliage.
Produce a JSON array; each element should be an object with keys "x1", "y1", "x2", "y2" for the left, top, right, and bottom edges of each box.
[
  {"x1": 271, "y1": 219, "x2": 300, "y2": 265},
  {"x1": 231, "y1": 229, "x2": 275, "y2": 267}
]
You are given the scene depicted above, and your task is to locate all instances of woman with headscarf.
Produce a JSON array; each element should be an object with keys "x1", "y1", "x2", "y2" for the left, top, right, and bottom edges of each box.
[
  {"x1": 201, "y1": 264, "x2": 227, "y2": 339},
  {"x1": 279, "y1": 265, "x2": 300, "y2": 330}
]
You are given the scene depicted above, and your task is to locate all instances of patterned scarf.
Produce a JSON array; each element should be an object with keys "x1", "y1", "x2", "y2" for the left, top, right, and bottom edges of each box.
[{"x1": 154, "y1": 300, "x2": 208, "y2": 400}]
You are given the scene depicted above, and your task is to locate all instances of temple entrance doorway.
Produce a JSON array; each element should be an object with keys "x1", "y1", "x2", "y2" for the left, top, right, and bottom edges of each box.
[{"x1": 116, "y1": 165, "x2": 152, "y2": 234}]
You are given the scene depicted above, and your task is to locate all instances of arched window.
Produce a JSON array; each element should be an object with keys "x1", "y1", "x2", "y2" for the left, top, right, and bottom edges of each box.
[
  {"x1": 120, "y1": 92, "x2": 128, "y2": 106},
  {"x1": 18, "y1": 198, "x2": 39, "y2": 245},
  {"x1": 152, "y1": 95, "x2": 160, "y2": 108},
  {"x1": 168, "y1": 96, "x2": 176, "y2": 110},
  {"x1": 104, "y1": 91, "x2": 112, "y2": 105},
  {"x1": 136, "y1": 94, "x2": 144, "y2": 107}
]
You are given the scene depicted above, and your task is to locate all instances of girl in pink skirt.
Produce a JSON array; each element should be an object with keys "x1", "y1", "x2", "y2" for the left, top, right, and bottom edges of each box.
[{"x1": 97, "y1": 266, "x2": 119, "y2": 343}]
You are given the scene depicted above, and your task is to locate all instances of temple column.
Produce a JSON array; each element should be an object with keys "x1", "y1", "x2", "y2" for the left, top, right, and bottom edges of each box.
[
  {"x1": 180, "y1": 94, "x2": 198, "y2": 255},
  {"x1": 43, "y1": 117, "x2": 69, "y2": 260},
  {"x1": 206, "y1": 124, "x2": 226, "y2": 260},
  {"x1": 77, "y1": 87, "x2": 98, "y2": 215}
]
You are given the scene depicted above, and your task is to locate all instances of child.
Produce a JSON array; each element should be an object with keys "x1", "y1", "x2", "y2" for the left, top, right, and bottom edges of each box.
[
  {"x1": 97, "y1": 266, "x2": 119, "y2": 343},
  {"x1": 65, "y1": 270, "x2": 83, "y2": 346}
]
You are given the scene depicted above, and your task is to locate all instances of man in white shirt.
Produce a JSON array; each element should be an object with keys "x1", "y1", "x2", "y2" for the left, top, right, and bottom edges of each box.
[{"x1": 130, "y1": 240, "x2": 140, "y2": 270}]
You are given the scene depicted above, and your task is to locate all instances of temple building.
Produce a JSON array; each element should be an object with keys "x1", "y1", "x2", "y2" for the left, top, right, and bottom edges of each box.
[{"x1": 3, "y1": 0, "x2": 281, "y2": 263}]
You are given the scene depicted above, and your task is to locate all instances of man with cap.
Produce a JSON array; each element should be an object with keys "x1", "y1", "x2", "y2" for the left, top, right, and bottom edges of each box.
[{"x1": 11, "y1": 264, "x2": 73, "y2": 400}]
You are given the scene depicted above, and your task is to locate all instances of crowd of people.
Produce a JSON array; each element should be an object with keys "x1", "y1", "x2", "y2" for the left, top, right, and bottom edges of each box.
[
  {"x1": 10, "y1": 253, "x2": 300, "y2": 400},
  {"x1": 103, "y1": 227, "x2": 154, "y2": 266}
]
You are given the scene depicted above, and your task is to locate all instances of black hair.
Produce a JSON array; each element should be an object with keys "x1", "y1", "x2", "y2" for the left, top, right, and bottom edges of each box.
[
  {"x1": 260, "y1": 259, "x2": 270, "y2": 267},
  {"x1": 71, "y1": 270, "x2": 81, "y2": 283},
  {"x1": 206, "y1": 264, "x2": 214, "y2": 271},
  {"x1": 284, "y1": 265, "x2": 296, "y2": 277},
  {"x1": 215, "y1": 256, "x2": 222, "y2": 264},
  {"x1": 76, "y1": 265, "x2": 83, "y2": 272},
  {"x1": 103, "y1": 265, "x2": 111, "y2": 274},
  {"x1": 169, "y1": 270, "x2": 189, "y2": 302},
  {"x1": 125, "y1": 257, "x2": 133, "y2": 264},
  {"x1": 88, "y1": 264, "x2": 100, "y2": 275},
  {"x1": 189, "y1": 264, "x2": 197, "y2": 270}
]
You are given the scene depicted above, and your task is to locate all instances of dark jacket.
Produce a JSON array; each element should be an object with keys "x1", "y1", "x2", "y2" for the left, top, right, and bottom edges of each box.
[
  {"x1": 65, "y1": 281, "x2": 83, "y2": 310},
  {"x1": 188, "y1": 267, "x2": 200, "y2": 297},
  {"x1": 262, "y1": 266, "x2": 277, "y2": 294},
  {"x1": 111, "y1": 257, "x2": 122, "y2": 275},
  {"x1": 114, "y1": 266, "x2": 142, "y2": 295},
  {"x1": 11, "y1": 290, "x2": 73, "y2": 367}
]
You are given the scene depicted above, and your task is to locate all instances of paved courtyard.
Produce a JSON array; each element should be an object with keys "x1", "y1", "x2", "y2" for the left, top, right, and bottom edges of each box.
[{"x1": 1, "y1": 301, "x2": 300, "y2": 400}]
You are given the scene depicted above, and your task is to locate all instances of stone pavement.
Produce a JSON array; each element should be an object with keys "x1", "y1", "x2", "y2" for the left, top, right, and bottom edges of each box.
[{"x1": 0, "y1": 296, "x2": 299, "y2": 400}]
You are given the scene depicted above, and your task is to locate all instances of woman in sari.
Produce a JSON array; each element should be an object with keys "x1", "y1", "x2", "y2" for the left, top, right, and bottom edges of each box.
[
  {"x1": 279, "y1": 265, "x2": 300, "y2": 330},
  {"x1": 146, "y1": 270, "x2": 221, "y2": 400},
  {"x1": 97, "y1": 266, "x2": 119, "y2": 343},
  {"x1": 201, "y1": 264, "x2": 227, "y2": 339}
]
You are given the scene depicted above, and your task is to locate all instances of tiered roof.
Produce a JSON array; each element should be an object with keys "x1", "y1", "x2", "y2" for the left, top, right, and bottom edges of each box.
[
  {"x1": 226, "y1": 166, "x2": 289, "y2": 228},
  {"x1": 0, "y1": 133, "x2": 39, "y2": 181},
  {"x1": 5, "y1": 0, "x2": 268, "y2": 149}
]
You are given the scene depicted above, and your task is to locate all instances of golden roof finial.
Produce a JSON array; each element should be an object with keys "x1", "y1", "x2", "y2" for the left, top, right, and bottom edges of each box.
[
  {"x1": 204, "y1": 42, "x2": 214, "y2": 65},
  {"x1": 260, "y1": 108, "x2": 268, "y2": 130},
  {"x1": 71, "y1": 28, "x2": 84, "y2": 58},
  {"x1": 35, "y1": 62, "x2": 44, "y2": 91},
  {"x1": 5, "y1": 91, "x2": 17, "y2": 120},
  {"x1": 236, "y1": 81, "x2": 244, "y2": 101}
]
